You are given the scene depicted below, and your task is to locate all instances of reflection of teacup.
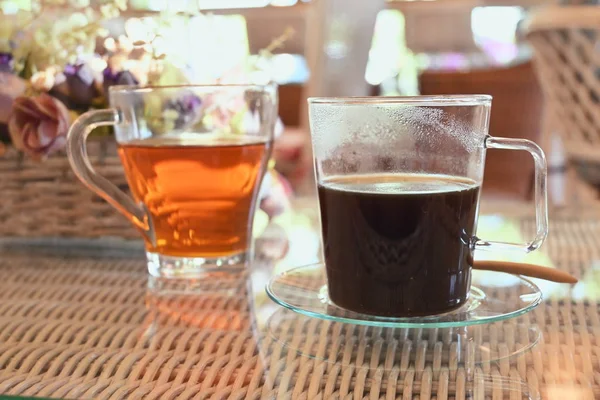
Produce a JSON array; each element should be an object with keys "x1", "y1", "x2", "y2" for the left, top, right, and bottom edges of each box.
[
  {"x1": 266, "y1": 308, "x2": 542, "y2": 376},
  {"x1": 144, "y1": 276, "x2": 249, "y2": 331},
  {"x1": 308, "y1": 96, "x2": 548, "y2": 317}
]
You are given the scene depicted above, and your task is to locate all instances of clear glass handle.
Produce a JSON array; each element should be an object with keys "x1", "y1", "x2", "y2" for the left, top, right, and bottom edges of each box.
[
  {"x1": 475, "y1": 136, "x2": 549, "y2": 253},
  {"x1": 66, "y1": 109, "x2": 152, "y2": 241}
]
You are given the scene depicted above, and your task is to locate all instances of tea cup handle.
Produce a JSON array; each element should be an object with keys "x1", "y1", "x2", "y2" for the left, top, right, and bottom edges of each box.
[
  {"x1": 67, "y1": 109, "x2": 152, "y2": 241},
  {"x1": 475, "y1": 136, "x2": 549, "y2": 253}
]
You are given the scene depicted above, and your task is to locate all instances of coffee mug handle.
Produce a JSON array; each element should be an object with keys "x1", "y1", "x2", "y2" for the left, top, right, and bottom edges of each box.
[
  {"x1": 475, "y1": 136, "x2": 549, "y2": 252},
  {"x1": 66, "y1": 109, "x2": 152, "y2": 241}
]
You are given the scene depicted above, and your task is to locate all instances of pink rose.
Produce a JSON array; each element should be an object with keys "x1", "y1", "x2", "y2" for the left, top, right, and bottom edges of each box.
[
  {"x1": 8, "y1": 94, "x2": 71, "y2": 160},
  {"x1": 259, "y1": 169, "x2": 293, "y2": 219},
  {"x1": 0, "y1": 72, "x2": 26, "y2": 124}
]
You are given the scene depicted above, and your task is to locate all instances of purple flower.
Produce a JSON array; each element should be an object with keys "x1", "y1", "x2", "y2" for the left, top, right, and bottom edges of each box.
[
  {"x1": 163, "y1": 94, "x2": 203, "y2": 130},
  {"x1": 51, "y1": 63, "x2": 99, "y2": 109},
  {"x1": 0, "y1": 53, "x2": 13, "y2": 74},
  {"x1": 102, "y1": 67, "x2": 138, "y2": 95},
  {"x1": 181, "y1": 95, "x2": 202, "y2": 113}
]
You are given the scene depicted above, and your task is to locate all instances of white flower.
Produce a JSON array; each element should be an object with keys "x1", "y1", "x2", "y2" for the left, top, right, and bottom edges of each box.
[
  {"x1": 30, "y1": 70, "x2": 56, "y2": 92},
  {"x1": 0, "y1": 11, "x2": 30, "y2": 54},
  {"x1": 100, "y1": 4, "x2": 120, "y2": 19},
  {"x1": 69, "y1": 0, "x2": 90, "y2": 8},
  {"x1": 67, "y1": 12, "x2": 89, "y2": 28},
  {"x1": 115, "y1": 0, "x2": 128, "y2": 11}
]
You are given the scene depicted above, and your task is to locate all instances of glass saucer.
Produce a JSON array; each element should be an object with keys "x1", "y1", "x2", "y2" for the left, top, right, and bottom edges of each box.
[
  {"x1": 266, "y1": 308, "x2": 542, "y2": 367},
  {"x1": 266, "y1": 263, "x2": 542, "y2": 328}
]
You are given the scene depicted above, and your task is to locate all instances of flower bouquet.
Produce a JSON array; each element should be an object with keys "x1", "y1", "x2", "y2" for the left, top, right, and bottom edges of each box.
[{"x1": 0, "y1": 1, "x2": 293, "y2": 241}]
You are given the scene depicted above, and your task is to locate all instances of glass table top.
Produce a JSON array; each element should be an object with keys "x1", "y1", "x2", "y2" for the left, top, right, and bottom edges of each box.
[{"x1": 0, "y1": 202, "x2": 598, "y2": 399}]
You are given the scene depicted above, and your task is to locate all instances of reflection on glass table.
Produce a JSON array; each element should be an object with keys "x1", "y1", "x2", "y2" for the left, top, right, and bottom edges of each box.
[{"x1": 148, "y1": 264, "x2": 542, "y2": 399}]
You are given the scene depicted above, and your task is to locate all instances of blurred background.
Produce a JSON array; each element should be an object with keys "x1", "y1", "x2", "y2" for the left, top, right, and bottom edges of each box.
[{"x1": 1, "y1": 0, "x2": 598, "y2": 203}]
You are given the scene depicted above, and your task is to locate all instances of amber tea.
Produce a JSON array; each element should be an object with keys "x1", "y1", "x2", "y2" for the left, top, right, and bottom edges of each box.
[{"x1": 118, "y1": 135, "x2": 270, "y2": 258}]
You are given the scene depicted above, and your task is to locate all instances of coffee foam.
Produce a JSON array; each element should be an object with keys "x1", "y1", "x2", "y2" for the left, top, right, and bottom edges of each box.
[{"x1": 320, "y1": 173, "x2": 479, "y2": 195}]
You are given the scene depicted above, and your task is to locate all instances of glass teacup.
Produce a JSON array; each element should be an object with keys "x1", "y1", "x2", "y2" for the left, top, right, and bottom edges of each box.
[
  {"x1": 308, "y1": 95, "x2": 548, "y2": 317},
  {"x1": 67, "y1": 84, "x2": 278, "y2": 278}
]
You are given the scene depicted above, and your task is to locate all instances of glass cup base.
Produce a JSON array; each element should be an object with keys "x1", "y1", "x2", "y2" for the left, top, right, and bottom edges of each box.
[{"x1": 146, "y1": 251, "x2": 248, "y2": 278}]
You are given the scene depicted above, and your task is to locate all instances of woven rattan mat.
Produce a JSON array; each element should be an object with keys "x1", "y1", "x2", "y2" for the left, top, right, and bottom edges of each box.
[{"x1": 0, "y1": 213, "x2": 598, "y2": 399}]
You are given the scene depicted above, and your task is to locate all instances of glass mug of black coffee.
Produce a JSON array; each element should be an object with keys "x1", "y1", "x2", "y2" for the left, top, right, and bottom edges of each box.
[{"x1": 308, "y1": 96, "x2": 548, "y2": 317}]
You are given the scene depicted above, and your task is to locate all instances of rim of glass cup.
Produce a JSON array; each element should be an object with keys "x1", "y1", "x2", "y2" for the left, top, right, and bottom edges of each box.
[
  {"x1": 108, "y1": 82, "x2": 278, "y2": 94},
  {"x1": 308, "y1": 95, "x2": 492, "y2": 106}
]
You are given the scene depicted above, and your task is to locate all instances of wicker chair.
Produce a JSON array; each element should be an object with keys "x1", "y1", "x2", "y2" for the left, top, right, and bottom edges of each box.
[{"x1": 526, "y1": 6, "x2": 600, "y2": 193}]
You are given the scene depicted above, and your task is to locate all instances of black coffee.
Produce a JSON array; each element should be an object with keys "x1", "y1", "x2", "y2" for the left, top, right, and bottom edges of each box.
[{"x1": 318, "y1": 174, "x2": 480, "y2": 317}]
